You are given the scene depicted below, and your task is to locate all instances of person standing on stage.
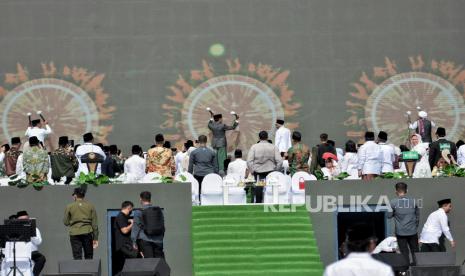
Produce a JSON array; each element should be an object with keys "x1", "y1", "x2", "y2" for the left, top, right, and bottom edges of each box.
[
  {"x1": 75, "y1": 132, "x2": 106, "y2": 175},
  {"x1": 4, "y1": 137, "x2": 22, "y2": 176},
  {"x1": 188, "y1": 135, "x2": 218, "y2": 192},
  {"x1": 208, "y1": 113, "x2": 238, "y2": 175},
  {"x1": 311, "y1": 133, "x2": 337, "y2": 172},
  {"x1": 428, "y1": 127, "x2": 457, "y2": 169},
  {"x1": 388, "y1": 183, "x2": 419, "y2": 265},
  {"x1": 23, "y1": 136, "x2": 49, "y2": 184},
  {"x1": 409, "y1": 111, "x2": 435, "y2": 143},
  {"x1": 377, "y1": 131, "x2": 395, "y2": 174},
  {"x1": 419, "y1": 198, "x2": 455, "y2": 252},
  {"x1": 25, "y1": 119, "x2": 52, "y2": 144},
  {"x1": 114, "y1": 201, "x2": 138, "y2": 275},
  {"x1": 146, "y1": 134, "x2": 175, "y2": 177},
  {"x1": 63, "y1": 187, "x2": 99, "y2": 259},
  {"x1": 124, "y1": 145, "x2": 146, "y2": 181},
  {"x1": 287, "y1": 131, "x2": 310, "y2": 175},
  {"x1": 247, "y1": 131, "x2": 283, "y2": 203},
  {"x1": 50, "y1": 136, "x2": 78, "y2": 184},
  {"x1": 357, "y1": 131, "x2": 383, "y2": 180},
  {"x1": 274, "y1": 119, "x2": 292, "y2": 157}
]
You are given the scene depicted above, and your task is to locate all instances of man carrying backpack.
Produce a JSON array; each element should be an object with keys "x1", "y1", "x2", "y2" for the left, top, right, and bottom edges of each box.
[{"x1": 131, "y1": 191, "x2": 165, "y2": 259}]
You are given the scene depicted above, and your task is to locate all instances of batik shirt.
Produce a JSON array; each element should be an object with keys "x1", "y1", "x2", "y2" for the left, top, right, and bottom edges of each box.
[
  {"x1": 4, "y1": 147, "x2": 22, "y2": 176},
  {"x1": 287, "y1": 143, "x2": 310, "y2": 175},
  {"x1": 23, "y1": 146, "x2": 49, "y2": 183},
  {"x1": 50, "y1": 147, "x2": 78, "y2": 179},
  {"x1": 146, "y1": 146, "x2": 175, "y2": 177}
]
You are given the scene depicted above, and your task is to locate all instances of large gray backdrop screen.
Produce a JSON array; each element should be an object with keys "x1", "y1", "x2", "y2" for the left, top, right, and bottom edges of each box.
[{"x1": 1, "y1": 0, "x2": 465, "y2": 151}]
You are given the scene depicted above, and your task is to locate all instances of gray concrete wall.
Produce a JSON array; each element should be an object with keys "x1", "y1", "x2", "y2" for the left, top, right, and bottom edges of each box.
[
  {"x1": 306, "y1": 178, "x2": 465, "y2": 267},
  {"x1": 0, "y1": 183, "x2": 192, "y2": 276}
]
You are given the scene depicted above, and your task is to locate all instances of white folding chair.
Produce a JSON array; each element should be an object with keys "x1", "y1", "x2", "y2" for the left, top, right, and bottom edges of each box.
[
  {"x1": 175, "y1": 172, "x2": 200, "y2": 205},
  {"x1": 290, "y1": 172, "x2": 316, "y2": 204},
  {"x1": 1, "y1": 242, "x2": 33, "y2": 276},
  {"x1": 200, "y1": 174, "x2": 223, "y2": 205},
  {"x1": 140, "y1": 172, "x2": 162, "y2": 183},
  {"x1": 223, "y1": 174, "x2": 246, "y2": 205},
  {"x1": 264, "y1": 172, "x2": 291, "y2": 204}
]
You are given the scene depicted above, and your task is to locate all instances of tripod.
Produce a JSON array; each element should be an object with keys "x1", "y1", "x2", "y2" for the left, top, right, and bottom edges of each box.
[{"x1": 6, "y1": 239, "x2": 25, "y2": 276}]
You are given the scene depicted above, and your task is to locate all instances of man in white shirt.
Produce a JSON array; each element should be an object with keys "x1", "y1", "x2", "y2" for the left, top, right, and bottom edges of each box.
[
  {"x1": 175, "y1": 140, "x2": 194, "y2": 175},
  {"x1": 419, "y1": 198, "x2": 455, "y2": 252},
  {"x1": 377, "y1": 131, "x2": 395, "y2": 174},
  {"x1": 14, "y1": 210, "x2": 46, "y2": 276},
  {"x1": 75, "y1": 132, "x2": 106, "y2": 175},
  {"x1": 324, "y1": 224, "x2": 393, "y2": 276},
  {"x1": 457, "y1": 143, "x2": 465, "y2": 167},
  {"x1": 358, "y1": 131, "x2": 383, "y2": 180},
  {"x1": 124, "y1": 145, "x2": 146, "y2": 181},
  {"x1": 25, "y1": 119, "x2": 52, "y2": 144},
  {"x1": 227, "y1": 149, "x2": 248, "y2": 179},
  {"x1": 274, "y1": 119, "x2": 292, "y2": 157}
]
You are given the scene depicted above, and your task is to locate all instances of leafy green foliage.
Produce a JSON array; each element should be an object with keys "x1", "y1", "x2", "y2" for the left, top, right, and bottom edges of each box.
[
  {"x1": 153, "y1": 176, "x2": 175, "y2": 183},
  {"x1": 439, "y1": 165, "x2": 465, "y2": 177},
  {"x1": 378, "y1": 172, "x2": 407, "y2": 179},
  {"x1": 76, "y1": 172, "x2": 110, "y2": 186},
  {"x1": 335, "y1": 172, "x2": 350, "y2": 180},
  {"x1": 314, "y1": 170, "x2": 328, "y2": 180}
]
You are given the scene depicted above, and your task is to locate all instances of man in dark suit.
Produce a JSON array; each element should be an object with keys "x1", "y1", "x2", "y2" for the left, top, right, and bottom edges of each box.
[
  {"x1": 208, "y1": 113, "x2": 239, "y2": 174},
  {"x1": 429, "y1": 127, "x2": 457, "y2": 169}
]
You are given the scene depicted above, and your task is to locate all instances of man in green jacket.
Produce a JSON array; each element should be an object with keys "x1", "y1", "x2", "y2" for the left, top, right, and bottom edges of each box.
[{"x1": 63, "y1": 187, "x2": 99, "y2": 259}]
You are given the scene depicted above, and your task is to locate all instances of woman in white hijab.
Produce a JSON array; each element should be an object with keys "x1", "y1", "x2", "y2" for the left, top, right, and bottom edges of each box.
[{"x1": 409, "y1": 134, "x2": 432, "y2": 178}]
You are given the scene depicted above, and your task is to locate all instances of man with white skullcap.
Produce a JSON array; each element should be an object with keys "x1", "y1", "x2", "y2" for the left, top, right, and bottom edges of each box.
[{"x1": 409, "y1": 111, "x2": 436, "y2": 143}]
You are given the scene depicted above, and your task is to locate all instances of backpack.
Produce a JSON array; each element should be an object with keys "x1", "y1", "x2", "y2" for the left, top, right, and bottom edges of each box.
[{"x1": 142, "y1": 206, "x2": 165, "y2": 236}]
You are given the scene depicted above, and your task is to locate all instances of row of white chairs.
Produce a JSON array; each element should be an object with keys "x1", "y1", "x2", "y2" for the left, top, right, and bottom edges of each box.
[{"x1": 136, "y1": 171, "x2": 316, "y2": 205}]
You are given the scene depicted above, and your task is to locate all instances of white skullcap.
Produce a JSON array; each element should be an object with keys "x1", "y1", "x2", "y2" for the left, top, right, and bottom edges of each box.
[{"x1": 418, "y1": 111, "x2": 427, "y2": 118}]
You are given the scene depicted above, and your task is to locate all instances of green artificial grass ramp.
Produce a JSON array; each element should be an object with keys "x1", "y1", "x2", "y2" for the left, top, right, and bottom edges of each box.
[{"x1": 192, "y1": 205, "x2": 324, "y2": 276}]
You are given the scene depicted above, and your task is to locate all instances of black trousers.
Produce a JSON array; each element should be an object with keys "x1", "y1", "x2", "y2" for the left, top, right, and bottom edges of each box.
[
  {"x1": 420, "y1": 243, "x2": 441, "y2": 252},
  {"x1": 113, "y1": 245, "x2": 138, "y2": 275},
  {"x1": 31, "y1": 250, "x2": 46, "y2": 276},
  {"x1": 137, "y1": 240, "x2": 165, "y2": 259},
  {"x1": 253, "y1": 171, "x2": 272, "y2": 203},
  {"x1": 70, "y1": 233, "x2": 93, "y2": 259},
  {"x1": 397, "y1": 234, "x2": 419, "y2": 265}
]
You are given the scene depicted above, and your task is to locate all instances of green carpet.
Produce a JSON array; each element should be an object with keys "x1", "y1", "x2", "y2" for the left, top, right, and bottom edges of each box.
[{"x1": 192, "y1": 205, "x2": 324, "y2": 276}]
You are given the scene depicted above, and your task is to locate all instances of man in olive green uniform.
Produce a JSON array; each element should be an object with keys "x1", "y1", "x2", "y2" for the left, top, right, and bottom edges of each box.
[
  {"x1": 208, "y1": 113, "x2": 239, "y2": 174},
  {"x1": 63, "y1": 187, "x2": 99, "y2": 259}
]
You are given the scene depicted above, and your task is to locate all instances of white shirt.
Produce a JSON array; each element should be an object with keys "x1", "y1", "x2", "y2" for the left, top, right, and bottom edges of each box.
[
  {"x1": 339, "y1": 152, "x2": 359, "y2": 178},
  {"x1": 124, "y1": 155, "x2": 146, "y2": 181},
  {"x1": 15, "y1": 154, "x2": 25, "y2": 178},
  {"x1": 0, "y1": 152, "x2": 4, "y2": 163},
  {"x1": 457, "y1": 145, "x2": 465, "y2": 166},
  {"x1": 75, "y1": 143, "x2": 106, "y2": 175},
  {"x1": 379, "y1": 143, "x2": 396, "y2": 173},
  {"x1": 357, "y1": 141, "x2": 383, "y2": 175},
  {"x1": 175, "y1": 151, "x2": 186, "y2": 175},
  {"x1": 420, "y1": 208, "x2": 453, "y2": 244},
  {"x1": 25, "y1": 125, "x2": 52, "y2": 143},
  {"x1": 372, "y1": 237, "x2": 398, "y2": 254},
  {"x1": 227, "y1": 158, "x2": 248, "y2": 179},
  {"x1": 324, "y1": 253, "x2": 394, "y2": 276},
  {"x1": 275, "y1": 126, "x2": 292, "y2": 153}
]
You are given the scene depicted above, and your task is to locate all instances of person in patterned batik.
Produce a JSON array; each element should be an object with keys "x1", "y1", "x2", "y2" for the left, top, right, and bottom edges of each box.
[
  {"x1": 23, "y1": 136, "x2": 49, "y2": 184},
  {"x1": 146, "y1": 134, "x2": 175, "y2": 177},
  {"x1": 50, "y1": 136, "x2": 78, "y2": 184},
  {"x1": 287, "y1": 131, "x2": 310, "y2": 176}
]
